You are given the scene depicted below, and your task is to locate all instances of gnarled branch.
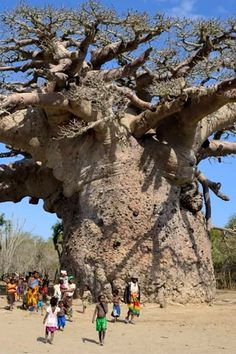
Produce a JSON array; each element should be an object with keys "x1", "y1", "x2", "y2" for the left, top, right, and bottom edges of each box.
[
  {"x1": 197, "y1": 170, "x2": 229, "y2": 231},
  {"x1": 90, "y1": 28, "x2": 164, "y2": 69},
  {"x1": 0, "y1": 91, "x2": 69, "y2": 113},
  {"x1": 87, "y1": 48, "x2": 152, "y2": 82},
  {"x1": 130, "y1": 94, "x2": 188, "y2": 138},
  {"x1": 199, "y1": 140, "x2": 236, "y2": 161},
  {"x1": 0, "y1": 159, "x2": 62, "y2": 212},
  {"x1": 196, "y1": 103, "x2": 236, "y2": 149}
]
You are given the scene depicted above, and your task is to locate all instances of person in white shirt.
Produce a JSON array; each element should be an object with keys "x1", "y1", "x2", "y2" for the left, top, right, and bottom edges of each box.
[
  {"x1": 62, "y1": 276, "x2": 76, "y2": 321},
  {"x1": 124, "y1": 274, "x2": 141, "y2": 324},
  {"x1": 43, "y1": 297, "x2": 60, "y2": 344},
  {"x1": 53, "y1": 280, "x2": 62, "y2": 300}
]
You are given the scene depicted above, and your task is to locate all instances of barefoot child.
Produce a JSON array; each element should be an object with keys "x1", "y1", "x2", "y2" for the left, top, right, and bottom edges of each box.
[
  {"x1": 111, "y1": 289, "x2": 121, "y2": 322},
  {"x1": 22, "y1": 279, "x2": 28, "y2": 310},
  {"x1": 6, "y1": 278, "x2": 17, "y2": 310},
  {"x1": 92, "y1": 294, "x2": 108, "y2": 346},
  {"x1": 37, "y1": 292, "x2": 45, "y2": 315},
  {"x1": 57, "y1": 300, "x2": 66, "y2": 331},
  {"x1": 43, "y1": 297, "x2": 60, "y2": 344},
  {"x1": 81, "y1": 285, "x2": 92, "y2": 313}
]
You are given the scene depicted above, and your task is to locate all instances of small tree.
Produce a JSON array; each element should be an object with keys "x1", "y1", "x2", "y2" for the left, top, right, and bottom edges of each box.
[
  {"x1": 52, "y1": 221, "x2": 64, "y2": 260},
  {"x1": 0, "y1": 214, "x2": 27, "y2": 276}
]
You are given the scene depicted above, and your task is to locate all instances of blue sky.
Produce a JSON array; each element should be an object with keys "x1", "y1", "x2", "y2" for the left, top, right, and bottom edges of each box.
[{"x1": 0, "y1": 0, "x2": 235, "y2": 238}]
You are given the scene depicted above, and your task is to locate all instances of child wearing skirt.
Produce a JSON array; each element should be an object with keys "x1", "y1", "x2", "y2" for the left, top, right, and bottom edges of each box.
[
  {"x1": 43, "y1": 297, "x2": 60, "y2": 344},
  {"x1": 92, "y1": 294, "x2": 108, "y2": 346}
]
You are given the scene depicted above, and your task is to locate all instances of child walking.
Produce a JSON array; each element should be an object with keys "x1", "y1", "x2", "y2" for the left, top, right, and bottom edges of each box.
[
  {"x1": 92, "y1": 294, "x2": 108, "y2": 346},
  {"x1": 57, "y1": 300, "x2": 66, "y2": 331},
  {"x1": 37, "y1": 292, "x2": 45, "y2": 315},
  {"x1": 111, "y1": 289, "x2": 121, "y2": 322},
  {"x1": 81, "y1": 285, "x2": 92, "y2": 313},
  {"x1": 6, "y1": 278, "x2": 17, "y2": 310},
  {"x1": 43, "y1": 297, "x2": 60, "y2": 344}
]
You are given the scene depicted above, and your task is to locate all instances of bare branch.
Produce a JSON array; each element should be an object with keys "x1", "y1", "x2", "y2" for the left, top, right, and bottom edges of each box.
[
  {"x1": 0, "y1": 108, "x2": 48, "y2": 158},
  {"x1": 173, "y1": 32, "x2": 236, "y2": 78},
  {"x1": 69, "y1": 27, "x2": 98, "y2": 75},
  {"x1": 109, "y1": 84, "x2": 154, "y2": 111},
  {"x1": 0, "y1": 91, "x2": 69, "y2": 113},
  {"x1": 87, "y1": 48, "x2": 152, "y2": 82},
  {"x1": 90, "y1": 29, "x2": 164, "y2": 69},
  {"x1": 0, "y1": 160, "x2": 62, "y2": 210},
  {"x1": 212, "y1": 226, "x2": 236, "y2": 235},
  {"x1": 197, "y1": 171, "x2": 229, "y2": 201},
  {"x1": 178, "y1": 78, "x2": 236, "y2": 128},
  {"x1": 196, "y1": 103, "x2": 236, "y2": 149},
  {"x1": 199, "y1": 139, "x2": 236, "y2": 160},
  {"x1": 0, "y1": 150, "x2": 21, "y2": 159},
  {"x1": 197, "y1": 171, "x2": 212, "y2": 231},
  {"x1": 130, "y1": 93, "x2": 188, "y2": 138}
]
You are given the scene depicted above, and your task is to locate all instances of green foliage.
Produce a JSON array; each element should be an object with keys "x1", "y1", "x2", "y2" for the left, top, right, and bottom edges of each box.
[
  {"x1": 211, "y1": 216, "x2": 236, "y2": 289},
  {"x1": 52, "y1": 220, "x2": 63, "y2": 258},
  {"x1": 225, "y1": 214, "x2": 236, "y2": 229}
]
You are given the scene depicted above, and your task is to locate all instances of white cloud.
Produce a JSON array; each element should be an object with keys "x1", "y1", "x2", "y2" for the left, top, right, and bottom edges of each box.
[{"x1": 168, "y1": 0, "x2": 202, "y2": 18}]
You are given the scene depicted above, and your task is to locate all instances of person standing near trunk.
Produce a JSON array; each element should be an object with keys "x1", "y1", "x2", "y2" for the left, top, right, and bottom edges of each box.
[
  {"x1": 124, "y1": 275, "x2": 141, "y2": 324},
  {"x1": 62, "y1": 276, "x2": 76, "y2": 321}
]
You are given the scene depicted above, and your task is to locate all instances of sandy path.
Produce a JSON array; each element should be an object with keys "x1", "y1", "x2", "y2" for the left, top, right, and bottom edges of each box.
[{"x1": 0, "y1": 290, "x2": 236, "y2": 354}]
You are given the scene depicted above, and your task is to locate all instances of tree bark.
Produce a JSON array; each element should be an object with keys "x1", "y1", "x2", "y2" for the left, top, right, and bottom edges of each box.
[{"x1": 57, "y1": 136, "x2": 215, "y2": 304}]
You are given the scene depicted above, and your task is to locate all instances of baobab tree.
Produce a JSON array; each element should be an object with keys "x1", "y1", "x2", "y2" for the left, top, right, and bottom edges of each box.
[{"x1": 0, "y1": 2, "x2": 235, "y2": 303}]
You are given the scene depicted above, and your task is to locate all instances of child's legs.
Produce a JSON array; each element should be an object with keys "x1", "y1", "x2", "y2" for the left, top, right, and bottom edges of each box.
[
  {"x1": 98, "y1": 331, "x2": 102, "y2": 343},
  {"x1": 102, "y1": 330, "x2": 106, "y2": 342},
  {"x1": 8, "y1": 294, "x2": 14, "y2": 309},
  {"x1": 45, "y1": 328, "x2": 49, "y2": 340},
  {"x1": 58, "y1": 315, "x2": 65, "y2": 329},
  {"x1": 50, "y1": 332, "x2": 54, "y2": 343}
]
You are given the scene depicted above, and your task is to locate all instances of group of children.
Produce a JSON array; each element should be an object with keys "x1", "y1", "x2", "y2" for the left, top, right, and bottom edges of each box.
[
  {"x1": 43, "y1": 288, "x2": 122, "y2": 346},
  {"x1": 5, "y1": 272, "x2": 49, "y2": 313},
  {"x1": 5, "y1": 272, "x2": 141, "y2": 347}
]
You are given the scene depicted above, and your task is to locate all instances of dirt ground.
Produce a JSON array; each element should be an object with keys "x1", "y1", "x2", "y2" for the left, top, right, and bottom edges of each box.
[{"x1": 0, "y1": 290, "x2": 236, "y2": 354}]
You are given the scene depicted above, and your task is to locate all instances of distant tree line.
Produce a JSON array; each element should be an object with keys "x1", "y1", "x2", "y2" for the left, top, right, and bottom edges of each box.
[
  {"x1": 0, "y1": 214, "x2": 59, "y2": 279},
  {"x1": 211, "y1": 214, "x2": 236, "y2": 289},
  {"x1": 1, "y1": 211, "x2": 236, "y2": 289}
]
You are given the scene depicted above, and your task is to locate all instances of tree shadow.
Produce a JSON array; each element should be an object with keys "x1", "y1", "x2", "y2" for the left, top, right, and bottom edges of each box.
[
  {"x1": 82, "y1": 338, "x2": 99, "y2": 345},
  {"x1": 180, "y1": 208, "x2": 214, "y2": 300},
  {"x1": 76, "y1": 309, "x2": 84, "y2": 314},
  {"x1": 104, "y1": 134, "x2": 211, "y2": 301},
  {"x1": 138, "y1": 134, "x2": 172, "y2": 192},
  {"x1": 0, "y1": 305, "x2": 11, "y2": 310}
]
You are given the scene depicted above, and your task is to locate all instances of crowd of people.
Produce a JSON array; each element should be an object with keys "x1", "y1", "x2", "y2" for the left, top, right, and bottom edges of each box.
[{"x1": 4, "y1": 271, "x2": 141, "y2": 346}]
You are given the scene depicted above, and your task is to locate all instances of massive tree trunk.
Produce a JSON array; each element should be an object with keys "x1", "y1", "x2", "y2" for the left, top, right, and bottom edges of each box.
[
  {"x1": 57, "y1": 135, "x2": 215, "y2": 303},
  {"x1": 1, "y1": 4, "x2": 235, "y2": 305}
]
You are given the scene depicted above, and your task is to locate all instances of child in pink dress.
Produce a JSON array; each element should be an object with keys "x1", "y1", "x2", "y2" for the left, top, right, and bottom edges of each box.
[{"x1": 43, "y1": 297, "x2": 60, "y2": 344}]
